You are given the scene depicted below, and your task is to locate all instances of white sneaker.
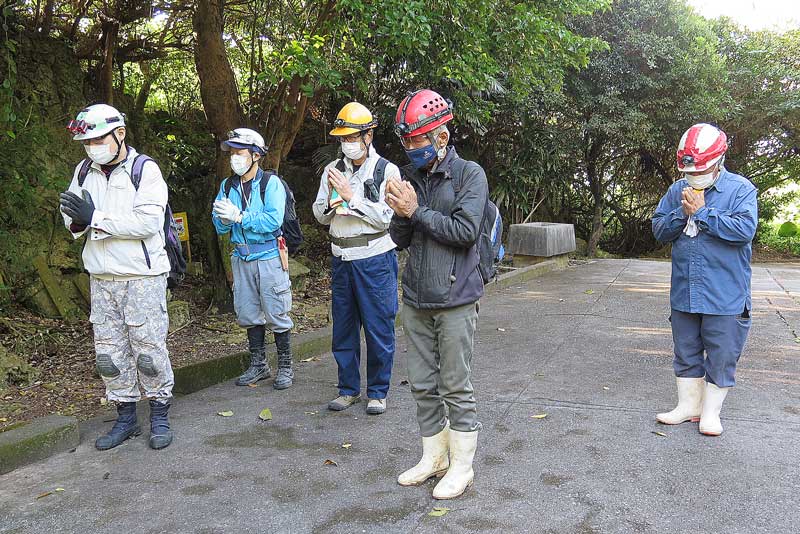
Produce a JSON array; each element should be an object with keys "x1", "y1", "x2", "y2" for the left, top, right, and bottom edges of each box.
[
  {"x1": 366, "y1": 398, "x2": 386, "y2": 415},
  {"x1": 656, "y1": 377, "x2": 704, "y2": 425},
  {"x1": 398, "y1": 423, "x2": 450, "y2": 486}
]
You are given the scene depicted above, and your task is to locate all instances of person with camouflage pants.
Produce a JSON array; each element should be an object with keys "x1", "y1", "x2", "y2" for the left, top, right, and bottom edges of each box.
[{"x1": 60, "y1": 104, "x2": 175, "y2": 451}]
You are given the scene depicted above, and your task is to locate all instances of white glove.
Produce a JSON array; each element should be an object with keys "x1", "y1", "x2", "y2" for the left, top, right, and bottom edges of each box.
[
  {"x1": 683, "y1": 216, "x2": 699, "y2": 237},
  {"x1": 213, "y1": 198, "x2": 242, "y2": 224}
]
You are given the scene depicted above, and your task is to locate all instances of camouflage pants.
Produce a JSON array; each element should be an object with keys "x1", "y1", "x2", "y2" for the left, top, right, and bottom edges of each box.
[{"x1": 89, "y1": 274, "x2": 174, "y2": 402}]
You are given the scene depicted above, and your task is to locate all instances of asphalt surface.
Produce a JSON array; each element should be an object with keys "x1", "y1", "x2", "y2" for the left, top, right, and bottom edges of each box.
[{"x1": 1, "y1": 259, "x2": 798, "y2": 534}]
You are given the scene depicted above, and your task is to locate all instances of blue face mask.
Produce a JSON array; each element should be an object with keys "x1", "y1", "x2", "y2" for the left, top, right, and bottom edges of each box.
[{"x1": 404, "y1": 144, "x2": 438, "y2": 169}]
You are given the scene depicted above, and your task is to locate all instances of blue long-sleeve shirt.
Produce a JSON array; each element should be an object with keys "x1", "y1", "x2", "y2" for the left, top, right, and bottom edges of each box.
[
  {"x1": 652, "y1": 169, "x2": 758, "y2": 316},
  {"x1": 212, "y1": 168, "x2": 285, "y2": 260}
]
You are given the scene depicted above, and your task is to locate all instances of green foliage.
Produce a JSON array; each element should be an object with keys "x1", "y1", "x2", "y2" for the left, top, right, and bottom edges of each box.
[
  {"x1": 0, "y1": 3, "x2": 19, "y2": 141},
  {"x1": 758, "y1": 222, "x2": 800, "y2": 256},
  {"x1": 778, "y1": 222, "x2": 798, "y2": 238},
  {"x1": 714, "y1": 22, "x2": 800, "y2": 195}
]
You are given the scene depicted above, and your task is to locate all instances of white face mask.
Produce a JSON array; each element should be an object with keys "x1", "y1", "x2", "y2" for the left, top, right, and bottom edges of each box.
[
  {"x1": 685, "y1": 168, "x2": 717, "y2": 190},
  {"x1": 341, "y1": 141, "x2": 366, "y2": 161},
  {"x1": 230, "y1": 154, "x2": 253, "y2": 176},
  {"x1": 84, "y1": 143, "x2": 115, "y2": 165}
]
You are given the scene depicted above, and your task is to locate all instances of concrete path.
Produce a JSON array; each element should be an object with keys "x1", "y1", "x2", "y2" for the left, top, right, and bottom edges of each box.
[{"x1": 2, "y1": 259, "x2": 798, "y2": 534}]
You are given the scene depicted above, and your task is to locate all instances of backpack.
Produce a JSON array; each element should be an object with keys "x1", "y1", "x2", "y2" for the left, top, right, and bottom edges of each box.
[
  {"x1": 223, "y1": 170, "x2": 304, "y2": 255},
  {"x1": 450, "y1": 158, "x2": 505, "y2": 284},
  {"x1": 78, "y1": 155, "x2": 187, "y2": 289},
  {"x1": 334, "y1": 157, "x2": 388, "y2": 203}
]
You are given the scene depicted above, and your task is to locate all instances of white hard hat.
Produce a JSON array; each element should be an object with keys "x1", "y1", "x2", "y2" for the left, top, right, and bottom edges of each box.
[
  {"x1": 67, "y1": 104, "x2": 126, "y2": 141},
  {"x1": 221, "y1": 128, "x2": 268, "y2": 155}
]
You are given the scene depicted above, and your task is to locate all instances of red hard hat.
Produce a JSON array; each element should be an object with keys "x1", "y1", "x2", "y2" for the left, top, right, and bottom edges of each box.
[
  {"x1": 676, "y1": 123, "x2": 728, "y2": 172},
  {"x1": 394, "y1": 89, "x2": 453, "y2": 138}
]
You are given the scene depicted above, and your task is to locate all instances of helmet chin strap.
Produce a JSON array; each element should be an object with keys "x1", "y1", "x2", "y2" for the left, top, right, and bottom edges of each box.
[
  {"x1": 107, "y1": 130, "x2": 123, "y2": 163},
  {"x1": 426, "y1": 132, "x2": 447, "y2": 161}
]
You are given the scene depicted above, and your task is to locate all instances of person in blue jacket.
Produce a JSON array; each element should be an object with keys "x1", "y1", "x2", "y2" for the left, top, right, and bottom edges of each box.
[
  {"x1": 212, "y1": 128, "x2": 295, "y2": 390},
  {"x1": 652, "y1": 123, "x2": 758, "y2": 437}
]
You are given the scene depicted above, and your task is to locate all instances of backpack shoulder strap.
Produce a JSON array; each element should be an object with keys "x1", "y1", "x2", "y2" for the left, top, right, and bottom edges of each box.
[
  {"x1": 223, "y1": 175, "x2": 239, "y2": 198},
  {"x1": 335, "y1": 159, "x2": 346, "y2": 173},
  {"x1": 77, "y1": 158, "x2": 92, "y2": 187},
  {"x1": 130, "y1": 154, "x2": 154, "y2": 191},
  {"x1": 373, "y1": 157, "x2": 388, "y2": 190},
  {"x1": 259, "y1": 170, "x2": 279, "y2": 203},
  {"x1": 449, "y1": 158, "x2": 469, "y2": 194}
]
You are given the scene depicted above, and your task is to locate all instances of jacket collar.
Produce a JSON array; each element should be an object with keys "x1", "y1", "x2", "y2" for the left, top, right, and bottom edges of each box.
[
  {"x1": 709, "y1": 168, "x2": 730, "y2": 192},
  {"x1": 429, "y1": 146, "x2": 458, "y2": 178},
  {"x1": 230, "y1": 167, "x2": 265, "y2": 191}
]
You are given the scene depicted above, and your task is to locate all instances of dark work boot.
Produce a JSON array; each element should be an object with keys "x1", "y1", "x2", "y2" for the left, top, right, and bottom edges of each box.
[
  {"x1": 148, "y1": 399, "x2": 174, "y2": 450},
  {"x1": 236, "y1": 326, "x2": 272, "y2": 386},
  {"x1": 273, "y1": 331, "x2": 294, "y2": 390},
  {"x1": 95, "y1": 402, "x2": 141, "y2": 450}
]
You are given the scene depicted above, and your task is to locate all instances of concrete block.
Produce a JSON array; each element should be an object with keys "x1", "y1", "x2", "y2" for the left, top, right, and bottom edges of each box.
[
  {"x1": 0, "y1": 415, "x2": 79, "y2": 475},
  {"x1": 168, "y1": 300, "x2": 191, "y2": 333},
  {"x1": 508, "y1": 223, "x2": 576, "y2": 258}
]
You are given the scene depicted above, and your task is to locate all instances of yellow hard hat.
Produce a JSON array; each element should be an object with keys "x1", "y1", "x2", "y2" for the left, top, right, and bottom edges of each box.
[{"x1": 329, "y1": 102, "x2": 377, "y2": 136}]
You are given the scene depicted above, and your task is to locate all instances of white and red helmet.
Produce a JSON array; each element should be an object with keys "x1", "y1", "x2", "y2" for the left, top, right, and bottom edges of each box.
[{"x1": 676, "y1": 123, "x2": 728, "y2": 172}]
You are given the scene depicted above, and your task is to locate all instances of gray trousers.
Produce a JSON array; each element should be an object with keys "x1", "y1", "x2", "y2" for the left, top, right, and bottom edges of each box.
[
  {"x1": 89, "y1": 274, "x2": 174, "y2": 402},
  {"x1": 231, "y1": 255, "x2": 294, "y2": 332},
  {"x1": 403, "y1": 301, "x2": 480, "y2": 437}
]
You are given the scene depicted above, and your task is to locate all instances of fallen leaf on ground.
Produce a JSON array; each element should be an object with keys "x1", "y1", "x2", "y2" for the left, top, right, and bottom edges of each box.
[
  {"x1": 531, "y1": 413, "x2": 548, "y2": 419},
  {"x1": 247, "y1": 383, "x2": 259, "y2": 388},
  {"x1": 341, "y1": 443, "x2": 352, "y2": 449},
  {"x1": 323, "y1": 459, "x2": 338, "y2": 466},
  {"x1": 55, "y1": 488, "x2": 65, "y2": 492},
  {"x1": 36, "y1": 492, "x2": 52, "y2": 500},
  {"x1": 0, "y1": 417, "x2": 7, "y2": 422},
  {"x1": 497, "y1": 328, "x2": 506, "y2": 332},
  {"x1": 428, "y1": 507, "x2": 450, "y2": 517},
  {"x1": 299, "y1": 356, "x2": 319, "y2": 363},
  {"x1": 652, "y1": 431, "x2": 667, "y2": 437},
  {"x1": 585, "y1": 289, "x2": 595, "y2": 295},
  {"x1": 102, "y1": 472, "x2": 110, "y2": 480},
  {"x1": 99, "y1": 398, "x2": 108, "y2": 406},
  {"x1": 258, "y1": 408, "x2": 273, "y2": 421},
  {"x1": 217, "y1": 411, "x2": 234, "y2": 417}
]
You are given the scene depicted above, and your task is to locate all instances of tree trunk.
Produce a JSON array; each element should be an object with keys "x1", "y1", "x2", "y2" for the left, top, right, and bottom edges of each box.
[
  {"x1": 98, "y1": 15, "x2": 119, "y2": 104},
  {"x1": 193, "y1": 0, "x2": 245, "y2": 308},
  {"x1": 40, "y1": 0, "x2": 55, "y2": 34},
  {"x1": 585, "y1": 140, "x2": 605, "y2": 257},
  {"x1": 587, "y1": 196, "x2": 604, "y2": 257}
]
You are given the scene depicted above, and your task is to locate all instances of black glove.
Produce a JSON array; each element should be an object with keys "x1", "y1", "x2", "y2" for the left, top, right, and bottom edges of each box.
[{"x1": 60, "y1": 190, "x2": 95, "y2": 227}]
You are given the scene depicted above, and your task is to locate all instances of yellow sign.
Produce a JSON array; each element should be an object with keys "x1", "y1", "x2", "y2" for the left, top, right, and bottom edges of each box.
[{"x1": 173, "y1": 212, "x2": 189, "y2": 242}]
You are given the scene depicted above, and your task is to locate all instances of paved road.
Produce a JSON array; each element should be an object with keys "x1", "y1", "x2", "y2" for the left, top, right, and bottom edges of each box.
[{"x1": 2, "y1": 259, "x2": 798, "y2": 534}]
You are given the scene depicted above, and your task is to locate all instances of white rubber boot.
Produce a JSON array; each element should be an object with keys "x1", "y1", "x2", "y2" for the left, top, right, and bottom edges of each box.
[
  {"x1": 397, "y1": 423, "x2": 450, "y2": 486},
  {"x1": 699, "y1": 382, "x2": 729, "y2": 436},
  {"x1": 656, "y1": 377, "x2": 704, "y2": 425},
  {"x1": 432, "y1": 429, "x2": 477, "y2": 500}
]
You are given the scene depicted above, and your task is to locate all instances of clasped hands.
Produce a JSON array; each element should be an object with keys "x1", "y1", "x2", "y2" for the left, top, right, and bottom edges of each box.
[
  {"x1": 213, "y1": 198, "x2": 243, "y2": 225},
  {"x1": 327, "y1": 167, "x2": 355, "y2": 203},
  {"x1": 681, "y1": 187, "x2": 705, "y2": 217},
  {"x1": 386, "y1": 178, "x2": 418, "y2": 219}
]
